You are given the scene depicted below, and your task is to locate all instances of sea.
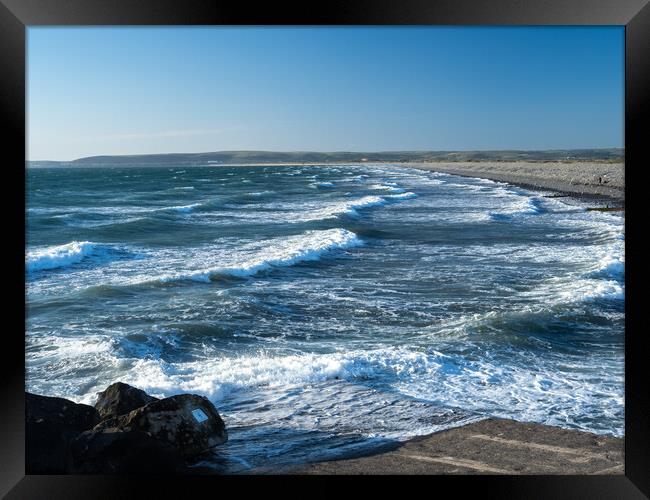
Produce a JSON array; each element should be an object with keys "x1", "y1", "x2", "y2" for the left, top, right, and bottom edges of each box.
[{"x1": 26, "y1": 163, "x2": 625, "y2": 472}]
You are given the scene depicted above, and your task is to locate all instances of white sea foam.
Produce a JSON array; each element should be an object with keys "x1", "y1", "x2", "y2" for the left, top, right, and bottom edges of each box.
[
  {"x1": 41, "y1": 343, "x2": 621, "y2": 438},
  {"x1": 27, "y1": 241, "x2": 103, "y2": 272},
  {"x1": 120, "y1": 347, "x2": 435, "y2": 401}
]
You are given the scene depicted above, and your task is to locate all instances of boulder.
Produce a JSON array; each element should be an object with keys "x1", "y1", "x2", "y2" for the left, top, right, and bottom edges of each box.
[
  {"x1": 68, "y1": 429, "x2": 187, "y2": 474},
  {"x1": 94, "y1": 394, "x2": 227, "y2": 457},
  {"x1": 26, "y1": 392, "x2": 100, "y2": 473},
  {"x1": 94, "y1": 382, "x2": 158, "y2": 421}
]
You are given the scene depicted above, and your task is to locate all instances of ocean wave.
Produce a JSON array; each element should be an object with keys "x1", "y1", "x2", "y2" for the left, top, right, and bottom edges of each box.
[
  {"x1": 159, "y1": 228, "x2": 363, "y2": 283},
  {"x1": 247, "y1": 191, "x2": 275, "y2": 197},
  {"x1": 587, "y1": 237, "x2": 624, "y2": 281},
  {"x1": 166, "y1": 203, "x2": 202, "y2": 213},
  {"x1": 26, "y1": 241, "x2": 112, "y2": 272},
  {"x1": 369, "y1": 183, "x2": 406, "y2": 193},
  {"x1": 386, "y1": 192, "x2": 417, "y2": 201},
  {"x1": 522, "y1": 277, "x2": 624, "y2": 304},
  {"x1": 596, "y1": 259, "x2": 624, "y2": 279},
  {"x1": 489, "y1": 196, "x2": 545, "y2": 220},
  {"x1": 99, "y1": 347, "x2": 442, "y2": 403},
  {"x1": 310, "y1": 181, "x2": 335, "y2": 189},
  {"x1": 304, "y1": 196, "x2": 387, "y2": 221},
  {"x1": 308, "y1": 192, "x2": 416, "y2": 221}
]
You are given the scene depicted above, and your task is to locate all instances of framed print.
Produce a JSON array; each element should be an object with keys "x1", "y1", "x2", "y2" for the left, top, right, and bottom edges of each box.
[{"x1": 1, "y1": 0, "x2": 648, "y2": 498}]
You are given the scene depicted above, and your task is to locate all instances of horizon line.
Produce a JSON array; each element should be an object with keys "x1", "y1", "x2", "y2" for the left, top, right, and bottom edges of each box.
[{"x1": 28, "y1": 146, "x2": 625, "y2": 163}]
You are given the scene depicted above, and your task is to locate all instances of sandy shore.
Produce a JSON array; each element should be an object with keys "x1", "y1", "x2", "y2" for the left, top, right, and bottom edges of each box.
[
  {"x1": 411, "y1": 161, "x2": 624, "y2": 202},
  {"x1": 255, "y1": 418, "x2": 623, "y2": 475}
]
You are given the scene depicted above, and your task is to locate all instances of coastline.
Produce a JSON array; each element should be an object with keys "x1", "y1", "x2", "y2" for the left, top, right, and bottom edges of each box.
[
  {"x1": 224, "y1": 159, "x2": 627, "y2": 208},
  {"x1": 410, "y1": 161, "x2": 625, "y2": 205}
]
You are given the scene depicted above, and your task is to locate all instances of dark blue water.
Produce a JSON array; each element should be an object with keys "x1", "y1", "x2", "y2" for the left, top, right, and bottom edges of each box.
[{"x1": 26, "y1": 164, "x2": 624, "y2": 472}]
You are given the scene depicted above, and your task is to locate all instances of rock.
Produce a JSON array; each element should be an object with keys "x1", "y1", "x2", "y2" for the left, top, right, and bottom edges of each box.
[
  {"x1": 94, "y1": 382, "x2": 158, "y2": 420},
  {"x1": 67, "y1": 429, "x2": 187, "y2": 474},
  {"x1": 94, "y1": 394, "x2": 227, "y2": 457},
  {"x1": 26, "y1": 392, "x2": 100, "y2": 473},
  {"x1": 68, "y1": 429, "x2": 187, "y2": 474}
]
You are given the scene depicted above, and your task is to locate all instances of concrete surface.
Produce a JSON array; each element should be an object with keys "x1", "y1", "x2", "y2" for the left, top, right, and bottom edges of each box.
[{"x1": 266, "y1": 418, "x2": 624, "y2": 475}]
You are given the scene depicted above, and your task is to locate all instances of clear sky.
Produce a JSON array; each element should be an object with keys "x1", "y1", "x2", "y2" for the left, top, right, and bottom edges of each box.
[{"x1": 27, "y1": 27, "x2": 624, "y2": 161}]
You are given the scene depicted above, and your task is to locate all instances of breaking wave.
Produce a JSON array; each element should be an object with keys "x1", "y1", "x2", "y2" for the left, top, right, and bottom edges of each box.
[
  {"x1": 27, "y1": 241, "x2": 116, "y2": 272},
  {"x1": 160, "y1": 228, "x2": 363, "y2": 283}
]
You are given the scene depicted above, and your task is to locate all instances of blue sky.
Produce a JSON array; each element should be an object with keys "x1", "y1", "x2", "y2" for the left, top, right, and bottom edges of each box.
[{"x1": 27, "y1": 27, "x2": 624, "y2": 161}]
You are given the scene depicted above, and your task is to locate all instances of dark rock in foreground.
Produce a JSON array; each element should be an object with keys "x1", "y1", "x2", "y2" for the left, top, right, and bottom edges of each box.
[
  {"x1": 94, "y1": 381, "x2": 159, "y2": 421},
  {"x1": 95, "y1": 394, "x2": 228, "y2": 457},
  {"x1": 26, "y1": 392, "x2": 100, "y2": 474},
  {"x1": 68, "y1": 429, "x2": 187, "y2": 474},
  {"x1": 26, "y1": 383, "x2": 228, "y2": 474}
]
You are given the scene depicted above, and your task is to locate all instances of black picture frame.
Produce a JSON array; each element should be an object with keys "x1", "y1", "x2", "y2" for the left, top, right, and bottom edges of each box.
[{"x1": 2, "y1": 0, "x2": 648, "y2": 497}]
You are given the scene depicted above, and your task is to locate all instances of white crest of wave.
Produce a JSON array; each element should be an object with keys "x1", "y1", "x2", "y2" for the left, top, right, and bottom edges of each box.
[
  {"x1": 307, "y1": 195, "x2": 387, "y2": 220},
  {"x1": 248, "y1": 191, "x2": 274, "y2": 197},
  {"x1": 307, "y1": 191, "x2": 417, "y2": 221},
  {"x1": 26, "y1": 241, "x2": 99, "y2": 272},
  {"x1": 163, "y1": 228, "x2": 363, "y2": 283},
  {"x1": 386, "y1": 192, "x2": 417, "y2": 201},
  {"x1": 369, "y1": 184, "x2": 406, "y2": 193},
  {"x1": 489, "y1": 195, "x2": 544, "y2": 220},
  {"x1": 167, "y1": 202, "x2": 202, "y2": 213},
  {"x1": 561, "y1": 279, "x2": 624, "y2": 302}
]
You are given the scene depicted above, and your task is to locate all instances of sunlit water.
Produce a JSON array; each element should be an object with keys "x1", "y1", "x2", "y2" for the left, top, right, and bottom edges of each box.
[{"x1": 26, "y1": 163, "x2": 624, "y2": 472}]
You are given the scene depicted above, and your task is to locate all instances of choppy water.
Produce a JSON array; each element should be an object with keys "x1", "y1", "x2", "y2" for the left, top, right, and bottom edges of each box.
[{"x1": 26, "y1": 163, "x2": 624, "y2": 472}]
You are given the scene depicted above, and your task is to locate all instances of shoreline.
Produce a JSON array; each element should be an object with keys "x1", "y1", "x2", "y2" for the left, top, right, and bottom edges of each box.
[
  {"x1": 256, "y1": 418, "x2": 624, "y2": 475},
  {"x1": 410, "y1": 161, "x2": 625, "y2": 205},
  {"x1": 201, "y1": 160, "x2": 626, "y2": 207}
]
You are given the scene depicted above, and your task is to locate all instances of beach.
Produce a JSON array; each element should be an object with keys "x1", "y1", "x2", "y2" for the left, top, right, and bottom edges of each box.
[{"x1": 411, "y1": 161, "x2": 624, "y2": 202}]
